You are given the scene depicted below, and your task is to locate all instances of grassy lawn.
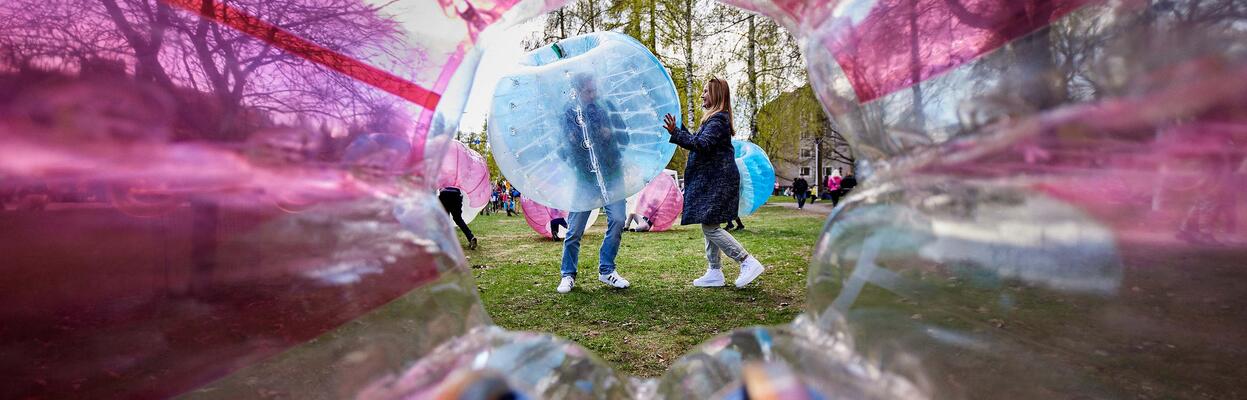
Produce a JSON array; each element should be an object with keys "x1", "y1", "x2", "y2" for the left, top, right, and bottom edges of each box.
[
  {"x1": 460, "y1": 205, "x2": 824, "y2": 377},
  {"x1": 768, "y1": 194, "x2": 795, "y2": 203}
]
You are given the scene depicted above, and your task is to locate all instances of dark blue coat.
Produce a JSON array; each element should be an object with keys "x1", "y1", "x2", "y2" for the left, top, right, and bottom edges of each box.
[
  {"x1": 560, "y1": 101, "x2": 628, "y2": 205},
  {"x1": 670, "y1": 112, "x2": 739, "y2": 225}
]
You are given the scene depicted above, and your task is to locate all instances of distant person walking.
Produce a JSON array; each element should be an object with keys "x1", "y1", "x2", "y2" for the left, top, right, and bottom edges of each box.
[
  {"x1": 509, "y1": 187, "x2": 522, "y2": 215},
  {"x1": 792, "y1": 177, "x2": 810, "y2": 209},
  {"x1": 487, "y1": 187, "x2": 499, "y2": 215},
  {"x1": 500, "y1": 187, "x2": 513, "y2": 216},
  {"x1": 438, "y1": 187, "x2": 478, "y2": 250},
  {"x1": 837, "y1": 171, "x2": 857, "y2": 202},
  {"x1": 663, "y1": 77, "x2": 767, "y2": 288},
  {"x1": 826, "y1": 169, "x2": 842, "y2": 204}
]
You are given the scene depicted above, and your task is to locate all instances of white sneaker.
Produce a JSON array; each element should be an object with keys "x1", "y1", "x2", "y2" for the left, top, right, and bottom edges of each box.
[
  {"x1": 557, "y1": 276, "x2": 575, "y2": 293},
  {"x1": 599, "y1": 272, "x2": 630, "y2": 288},
  {"x1": 692, "y1": 268, "x2": 725, "y2": 287},
  {"x1": 735, "y1": 256, "x2": 766, "y2": 287}
]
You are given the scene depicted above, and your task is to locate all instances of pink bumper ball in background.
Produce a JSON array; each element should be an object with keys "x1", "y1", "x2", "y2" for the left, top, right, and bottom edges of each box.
[
  {"x1": 520, "y1": 196, "x2": 598, "y2": 239},
  {"x1": 628, "y1": 169, "x2": 682, "y2": 231},
  {"x1": 437, "y1": 140, "x2": 491, "y2": 223}
]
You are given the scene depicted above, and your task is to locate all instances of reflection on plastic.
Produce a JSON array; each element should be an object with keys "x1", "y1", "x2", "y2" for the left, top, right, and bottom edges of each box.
[
  {"x1": 0, "y1": 0, "x2": 546, "y2": 397},
  {"x1": 657, "y1": 320, "x2": 925, "y2": 399},
  {"x1": 358, "y1": 327, "x2": 633, "y2": 399},
  {"x1": 715, "y1": 0, "x2": 1247, "y2": 398}
]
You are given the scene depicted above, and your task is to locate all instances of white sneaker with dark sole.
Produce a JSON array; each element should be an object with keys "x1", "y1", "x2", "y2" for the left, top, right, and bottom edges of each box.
[
  {"x1": 599, "y1": 272, "x2": 630, "y2": 289},
  {"x1": 692, "y1": 268, "x2": 725, "y2": 287},
  {"x1": 735, "y1": 256, "x2": 765, "y2": 287},
  {"x1": 557, "y1": 276, "x2": 575, "y2": 293}
]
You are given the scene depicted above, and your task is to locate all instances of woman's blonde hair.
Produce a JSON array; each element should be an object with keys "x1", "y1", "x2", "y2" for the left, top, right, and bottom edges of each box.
[{"x1": 700, "y1": 77, "x2": 734, "y2": 133}]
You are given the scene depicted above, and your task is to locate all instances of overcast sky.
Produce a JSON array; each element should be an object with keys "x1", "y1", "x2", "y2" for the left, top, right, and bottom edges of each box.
[{"x1": 458, "y1": 19, "x2": 545, "y2": 134}]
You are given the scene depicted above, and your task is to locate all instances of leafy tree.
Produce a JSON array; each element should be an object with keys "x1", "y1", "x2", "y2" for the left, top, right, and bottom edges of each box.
[
  {"x1": 755, "y1": 84, "x2": 853, "y2": 186},
  {"x1": 727, "y1": 12, "x2": 803, "y2": 139}
]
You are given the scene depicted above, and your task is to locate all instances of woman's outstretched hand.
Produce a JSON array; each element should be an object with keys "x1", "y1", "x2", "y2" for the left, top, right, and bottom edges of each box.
[{"x1": 662, "y1": 114, "x2": 678, "y2": 135}]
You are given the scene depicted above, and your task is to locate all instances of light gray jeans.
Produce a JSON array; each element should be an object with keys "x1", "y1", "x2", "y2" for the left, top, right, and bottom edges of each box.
[{"x1": 702, "y1": 223, "x2": 749, "y2": 269}]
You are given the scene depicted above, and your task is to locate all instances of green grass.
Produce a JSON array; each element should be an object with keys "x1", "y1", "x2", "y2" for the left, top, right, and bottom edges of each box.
[
  {"x1": 461, "y1": 205, "x2": 824, "y2": 377},
  {"x1": 768, "y1": 195, "x2": 796, "y2": 203}
]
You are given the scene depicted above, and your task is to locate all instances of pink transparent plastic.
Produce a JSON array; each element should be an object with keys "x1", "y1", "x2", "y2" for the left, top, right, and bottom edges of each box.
[
  {"x1": 519, "y1": 196, "x2": 598, "y2": 238},
  {"x1": 718, "y1": 0, "x2": 1247, "y2": 398},
  {"x1": 3, "y1": 0, "x2": 1246, "y2": 398},
  {"x1": 437, "y1": 139, "x2": 492, "y2": 210},
  {"x1": 520, "y1": 197, "x2": 568, "y2": 239},
  {"x1": 0, "y1": 0, "x2": 553, "y2": 397},
  {"x1": 629, "y1": 171, "x2": 682, "y2": 232}
]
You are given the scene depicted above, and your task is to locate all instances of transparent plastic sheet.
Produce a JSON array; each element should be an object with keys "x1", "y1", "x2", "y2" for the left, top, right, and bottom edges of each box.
[
  {"x1": 0, "y1": 0, "x2": 555, "y2": 397},
  {"x1": 717, "y1": 0, "x2": 1247, "y2": 398},
  {"x1": 657, "y1": 317, "x2": 926, "y2": 399},
  {"x1": 356, "y1": 326, "x2": 633, "y2": 399}
]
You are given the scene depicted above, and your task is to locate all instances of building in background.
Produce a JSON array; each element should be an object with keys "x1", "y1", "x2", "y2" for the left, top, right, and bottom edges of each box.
[{"x1": 754, "y1": 85, "x2": 854, "y2": 194}]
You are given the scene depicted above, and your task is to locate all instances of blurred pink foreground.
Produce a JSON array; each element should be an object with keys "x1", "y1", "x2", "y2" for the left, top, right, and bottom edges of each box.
[{"x1": 1, "y1": 0, "x2": 1245, "y2": 398}]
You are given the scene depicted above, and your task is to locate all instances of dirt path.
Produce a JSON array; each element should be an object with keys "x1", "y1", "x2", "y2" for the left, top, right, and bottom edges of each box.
[{"x1": 768, "y1": 200, "x2": 836, "y2": 216}]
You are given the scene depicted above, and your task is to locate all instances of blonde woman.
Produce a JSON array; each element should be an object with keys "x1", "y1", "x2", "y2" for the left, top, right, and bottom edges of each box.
[{"x1": 662, "y1": 77, "x2": 766, "y2": 287}]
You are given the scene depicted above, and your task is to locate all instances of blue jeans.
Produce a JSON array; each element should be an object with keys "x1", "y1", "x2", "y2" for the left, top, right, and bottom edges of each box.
[{"x1": 560, "y1": 200, "x2": 626, "y2": 278}]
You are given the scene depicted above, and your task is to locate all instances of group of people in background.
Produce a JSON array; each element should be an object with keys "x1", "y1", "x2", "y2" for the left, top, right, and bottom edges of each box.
[
  {"x1": 485, "y1": 181, "x2": 521, "y2": 217},
  {"x1": 788, "y1": 169, "x2": 857, "y2": 209},
  {"x1": 438, "y1": 180, "x2": 521, "y2": 251}
]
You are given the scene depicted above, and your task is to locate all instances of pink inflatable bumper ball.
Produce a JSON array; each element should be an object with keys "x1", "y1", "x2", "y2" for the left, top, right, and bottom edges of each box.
[
  {"x1": 520, "y1": 197, "x2": 598, "y2": 239},
  {"x1": 521, "y1": 197, "x2": 564, "y2": 239},
  {"x1": 631, "y1": 170, "x2": 682, "y2": 231},
  {"x1": 437, "y1": 140, "x2": 491, "y2": 223}
]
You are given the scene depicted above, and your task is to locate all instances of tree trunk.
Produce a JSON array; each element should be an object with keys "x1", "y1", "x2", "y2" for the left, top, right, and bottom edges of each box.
[
  {"x1": 907, "y1": 0, "x2": 925, "y2": 129},
  {"x1": 558, "y1": 8, "x2": 566, "y2": 39},
  {"x1": 746, "y1": 15, "x2": 758, "y2": 140},
  {"x1": 647, "y1": 0, "x2": 656, "y2": 51},
  {"x1": 587, "y1": 0, "x2": 597, "y2": 31},
  {"x1": 683, "y1": 0, "x2": 694, "y2": 127},
  {"x1": 100, "y1": 0, "x2": 175, "y2": 89},
  {"x1": 815, "y1": 137, "x2": 822, "y2": 194},
  {"x1": 628, "y1": 0, "x2": 642, "y2": 41},
  {"x1": 1012, "y1": 25, "x2": 1061, "y2": 108}
]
